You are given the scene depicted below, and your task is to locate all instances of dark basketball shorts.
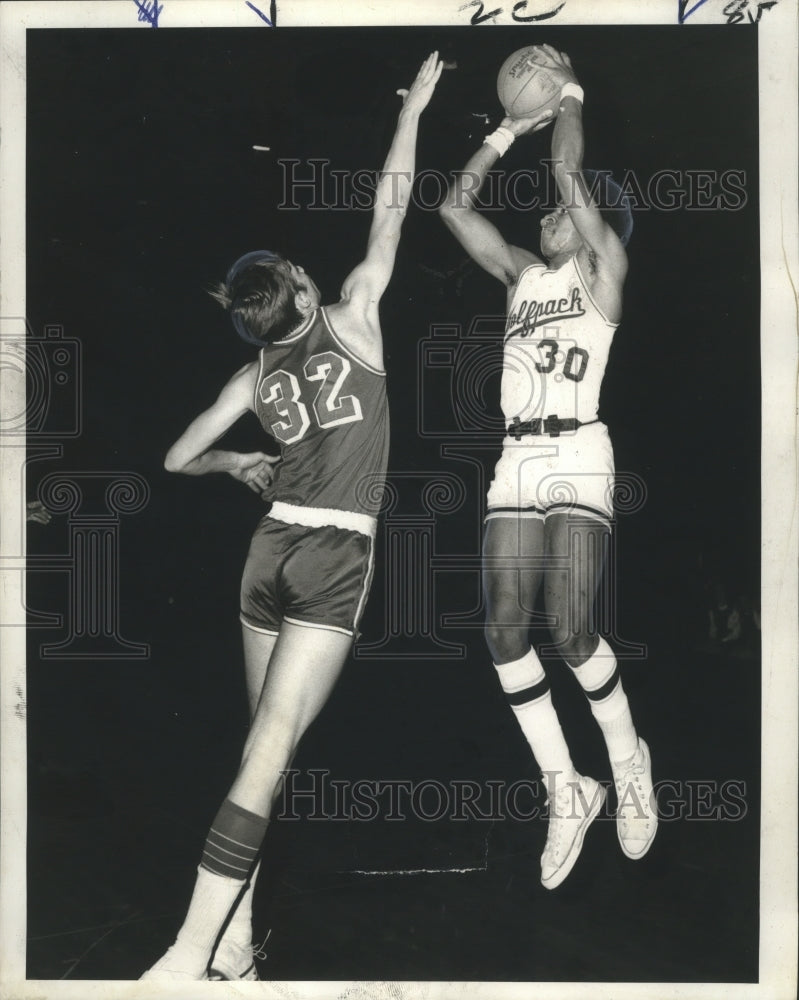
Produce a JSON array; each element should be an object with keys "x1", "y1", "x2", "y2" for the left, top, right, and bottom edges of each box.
[{"x1": 240, "y1": 514, "x2": 375, "y2": 638}]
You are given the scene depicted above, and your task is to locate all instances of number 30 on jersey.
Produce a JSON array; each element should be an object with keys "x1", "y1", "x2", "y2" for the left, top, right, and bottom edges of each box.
[{"x1": 259, "y1": 351, "x2": 363, "y2": 445}]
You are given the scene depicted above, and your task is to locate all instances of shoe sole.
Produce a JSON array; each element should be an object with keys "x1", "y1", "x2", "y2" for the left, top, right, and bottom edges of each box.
[
  {"x1": 617, "y1": 738, "x2": 658, "y2": 860},
  {"x1": 541, "y1": 781, "x2": 606, "y2": 891},
  {"x1": 207, "y1": 960, "x2": 259, "y2": 981}
]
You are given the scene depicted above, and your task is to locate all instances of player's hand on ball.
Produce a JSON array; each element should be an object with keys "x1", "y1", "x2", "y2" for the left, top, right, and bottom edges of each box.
[
  {"x1": 500, "y1": 109, "x2": 555, "y2": 137},
  {"x1": 231, "y1": 451, "x2": 280, "y2": 496},
  {"x1": 528, "y1": 44, "x2": 578, "y2": 89},
  {"x1": 396, "y1": 51, "x2": 444, "y2": 114}
]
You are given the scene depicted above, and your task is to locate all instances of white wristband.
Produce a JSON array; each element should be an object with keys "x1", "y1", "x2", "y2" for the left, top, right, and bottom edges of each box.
[
  {"x1": 483, "y1": 126, "x2": 515, "y2": 157},
  {"x1": 560, "y1": 82, "x2": 584, "y2": 104}
]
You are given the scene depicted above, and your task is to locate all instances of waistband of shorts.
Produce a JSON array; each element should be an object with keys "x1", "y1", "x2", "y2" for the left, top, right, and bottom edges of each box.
[
  {"x1": 507, "y1": 415, "x2": 600, "y2": 438},
  {"x1": 269, "y1": 501, "x2": 377, "y2": 539},
  {"x1": 502, "y1": 418, "x2": 606, "y2": 442}
]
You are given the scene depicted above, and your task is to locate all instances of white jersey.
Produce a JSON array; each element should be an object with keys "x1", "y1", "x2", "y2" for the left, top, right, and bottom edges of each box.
[{"x1": 502, "y1": 255, "x2": 618, "y2": 424}]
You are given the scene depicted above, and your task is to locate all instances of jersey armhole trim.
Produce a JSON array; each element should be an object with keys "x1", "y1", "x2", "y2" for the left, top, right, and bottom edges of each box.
[
  {"x1": 321, "y1": 307, "x2": 386, "y2": 377},
  {"x1": 514, "y1": 262, "x2": 547, "y2": 287},
  {"x1": 572, "y1": 254, "x2": 620, "y2": 328},
  {"x1": 254, "y1": 350, "x2": 267, "y2": 412}
]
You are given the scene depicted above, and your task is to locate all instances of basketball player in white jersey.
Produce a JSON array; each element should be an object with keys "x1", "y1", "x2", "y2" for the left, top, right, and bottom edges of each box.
[
  {"x1": 142, "y1": 53, "x2": 442, "y2": 980},
  {"x1": 440, "y1": 45, "x2": 656, "y2": 889}
]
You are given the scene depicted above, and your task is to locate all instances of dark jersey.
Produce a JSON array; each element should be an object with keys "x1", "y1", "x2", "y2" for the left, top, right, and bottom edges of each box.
[{"x1": 254, "y1": 307, "x2": 389, "y2": 519}]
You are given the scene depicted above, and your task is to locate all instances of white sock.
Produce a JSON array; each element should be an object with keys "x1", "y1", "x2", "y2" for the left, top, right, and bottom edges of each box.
[
  {"x1": 216, "y1": 861, "x2": 260, "y2": 958},
  {"x1": 495, "y1": 648, "x2": 577, "y2": 796},
  {"x1": 168, "y1": 866, "x2": 247, "y2": 975},
  {"x1": 570, "y1": 637, "x2": 639, "y2": 764}
]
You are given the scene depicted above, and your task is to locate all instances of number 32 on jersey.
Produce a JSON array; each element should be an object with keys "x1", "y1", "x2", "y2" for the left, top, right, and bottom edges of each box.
[{"x1": 259, "y1": 351, "x2": 363, "y2": 445}]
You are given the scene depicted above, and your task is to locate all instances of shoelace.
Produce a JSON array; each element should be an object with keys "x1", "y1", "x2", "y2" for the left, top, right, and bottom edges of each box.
[
  {"x1": 542, "y1": 785, "x2": 583, "y2": 856},
  {"x1": 208, "y1": 929, "x2": 270, "y2": 980},
  {"x1": 616, "y1": 754, "x2": 644, "y2": 790},
  {"x1": 616, "y1": 755, "x2": 653, "y2": 829},
  {"x1": 253, "y1": 930, "x2": 271, "y2": 962}
]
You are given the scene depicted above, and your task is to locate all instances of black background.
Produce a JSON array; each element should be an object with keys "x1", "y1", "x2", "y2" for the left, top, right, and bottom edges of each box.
[{"x1": 25, "y1": 26, "x2": 760, "y2": 983}]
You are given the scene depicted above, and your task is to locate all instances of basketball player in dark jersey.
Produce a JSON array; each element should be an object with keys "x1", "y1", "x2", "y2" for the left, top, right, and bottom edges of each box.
[
  {"x1": 142, "y1": 53, "x2": 443, "y2": 981},
  {"x1": 440, "y1": 45, "x2": 656, "y2": 889}
]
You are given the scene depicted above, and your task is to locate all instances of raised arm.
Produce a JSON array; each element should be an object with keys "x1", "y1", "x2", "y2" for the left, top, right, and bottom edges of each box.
[
  {"x1": 439, "y1": 112, "x2": 553, "y2": 286},
  {"x1": 339, "y1": 53, "x2": 443, "y2": 319},
  {"x1": 164, "y1": 362, "x2": 278, "y2": 497},
  {"x1": 535, "y1": 45, "x2": 628, "y2": 289}
]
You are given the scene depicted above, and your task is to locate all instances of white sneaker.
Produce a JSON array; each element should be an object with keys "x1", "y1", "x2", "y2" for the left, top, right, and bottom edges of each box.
[
  {"x1": 540, "y1": 774, "x2": 606, "y2": 890},
  {"x1": 208, "y1": 957, "x2": 259, "y2": 981},
  {"x1": 613, "y1": 737, "x2": 658, "y2": 859},
  {"x1": 208, "y1": 930, "x2": 268, "y2": 980},
  {"x1": 208, "y1": 945, "x2": 260, "y2": 981},
  {"x1": 140, "y1": 945, "x2": 209, "y2": 981}
]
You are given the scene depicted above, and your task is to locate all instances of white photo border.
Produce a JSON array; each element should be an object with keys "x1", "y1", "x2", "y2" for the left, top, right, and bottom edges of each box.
[{"x1": 1, "y1": 1, "x2": 796, "y2": 998}]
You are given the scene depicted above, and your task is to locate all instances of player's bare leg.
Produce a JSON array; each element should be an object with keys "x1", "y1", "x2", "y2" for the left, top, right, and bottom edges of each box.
[
  {"x1": 544, "y1": 513, "x2": 657, "y2": 860},
  {"x1": 483, "y1": 515, "x2": 599, "y2": 888},
  {"x1": 484, "y1": 515, "x2": 546, "y2": 665},
  {"x1": 142, "y1": 623, "x2": 351, "y2": 980},
  {"x1": 228, "y1": 622, "x2": 351, "y2": 812},
  {"x1": 207, "y1": 626, "x2": 276, "y2": 980}
]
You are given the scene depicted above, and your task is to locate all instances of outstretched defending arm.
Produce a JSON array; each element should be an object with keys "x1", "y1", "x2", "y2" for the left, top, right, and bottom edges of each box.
[
  {"x1": 340, "y1": 52, "x2": 443, "y2": 318},
  {"x1": 439, "y1": 111, "x2": 553, "y2": 286}
]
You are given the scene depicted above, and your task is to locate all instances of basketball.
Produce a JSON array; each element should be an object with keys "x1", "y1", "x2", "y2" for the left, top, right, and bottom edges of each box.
[{"x1": 497, "y1": 46, "x2": 561, "y2": 119}]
